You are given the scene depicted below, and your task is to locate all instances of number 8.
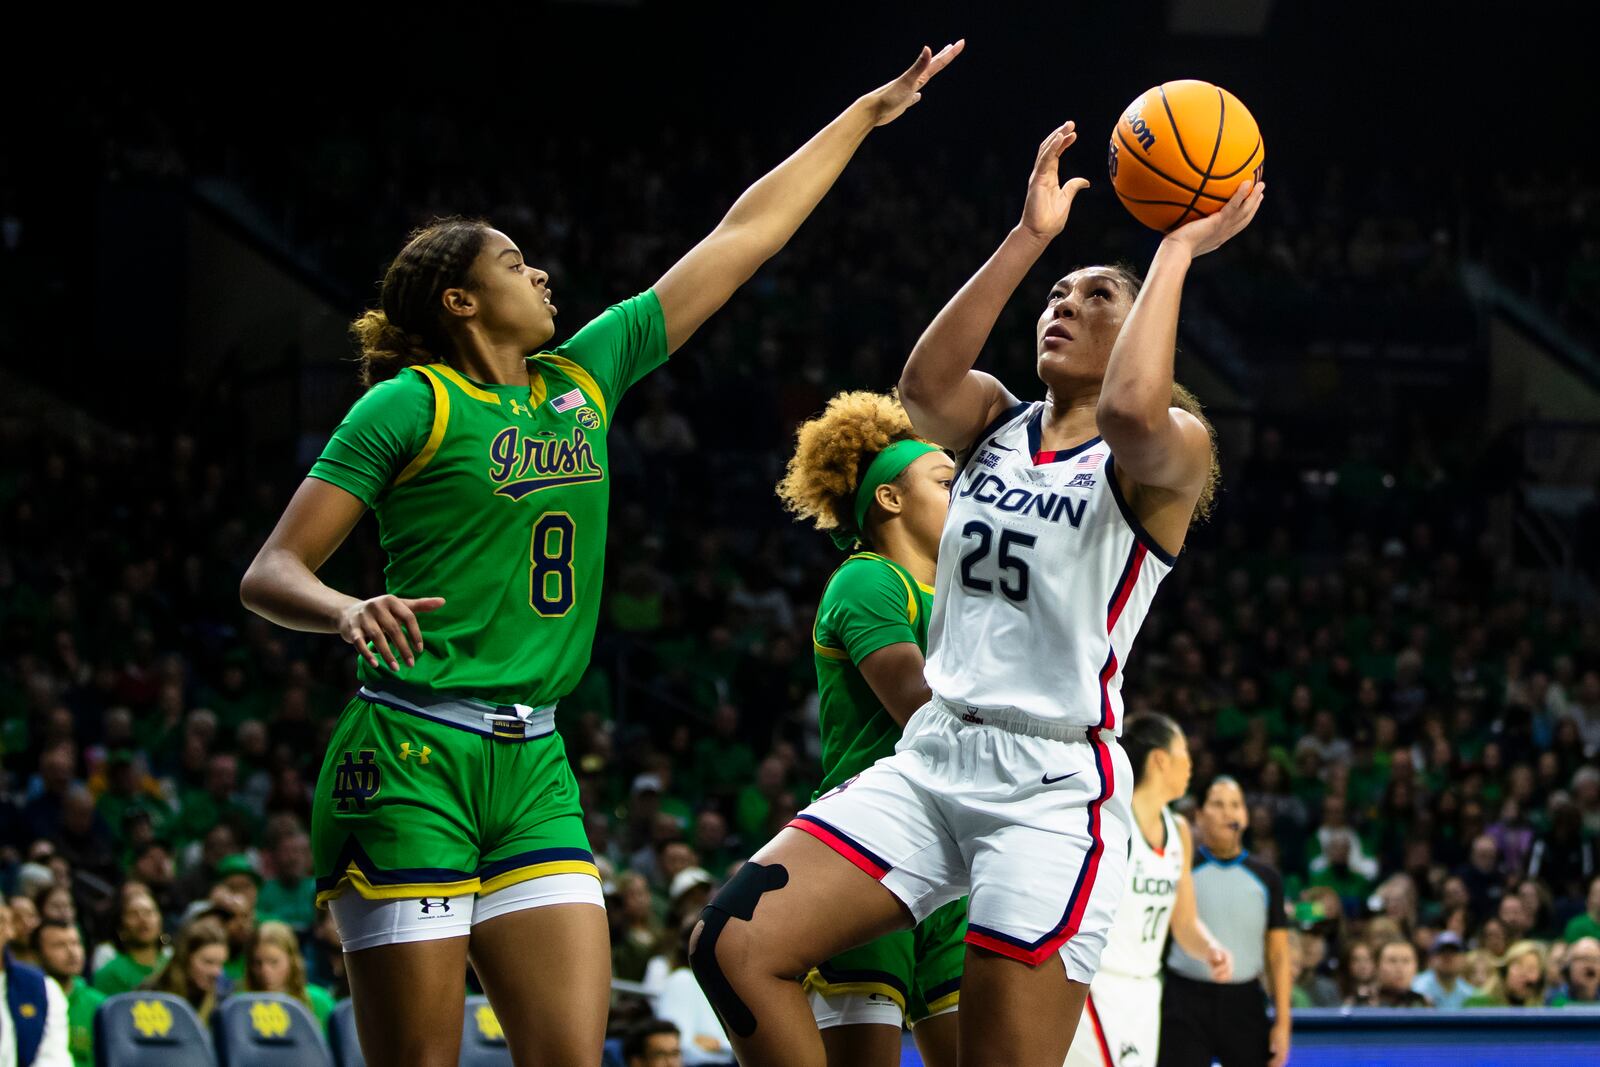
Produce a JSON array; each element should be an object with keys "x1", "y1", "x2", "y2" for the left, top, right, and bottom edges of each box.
[{"x1": 530, "y1": 512, "x2": 576, "y2": 617}]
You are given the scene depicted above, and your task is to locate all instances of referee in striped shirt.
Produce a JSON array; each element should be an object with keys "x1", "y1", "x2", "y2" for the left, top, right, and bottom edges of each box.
[{"x1": 1159, "y1": 777, "x2": 1292, "y2": 1067}]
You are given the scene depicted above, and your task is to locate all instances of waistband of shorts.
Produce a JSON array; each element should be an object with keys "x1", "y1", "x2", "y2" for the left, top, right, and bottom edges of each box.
[
  {"x1": 358, "y1": 683, "x2": 556, "y2": 740},
  {"x1": 928, "y1": 694, "x2": 1100, "y2": 743}
]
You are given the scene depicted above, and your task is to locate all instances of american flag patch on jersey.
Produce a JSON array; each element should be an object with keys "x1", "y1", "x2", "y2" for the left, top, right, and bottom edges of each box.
[
  {"x1": 1078, "y1": 451, "x2": 1104, "y2": 466},
  {"x1": 550, "y1": 387, "x2": 586, "y2": 412}
]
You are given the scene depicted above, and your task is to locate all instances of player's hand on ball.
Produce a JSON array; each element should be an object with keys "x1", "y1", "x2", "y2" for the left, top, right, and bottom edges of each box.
[
  {"x1": 1207, "y1": 945, "x2": 1234, "y2": 983},
  {"x1": 1021, "y1": 121, "x2": 1091, "y2": 241},
  {"x1": 1163, "y1": 178, "x2": 1265, "y2": 258},
  {"x1": 340, "y1": 594, "x2": 446, "y2": 670},
  {"x1": 862, "y1": 40, "x2": 964, "y2": 127}
]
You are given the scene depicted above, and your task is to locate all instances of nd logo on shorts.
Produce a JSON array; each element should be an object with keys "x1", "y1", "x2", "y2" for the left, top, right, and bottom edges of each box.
[{"x1": 332, "y1": 749, "x2": 383, "y2": 812}]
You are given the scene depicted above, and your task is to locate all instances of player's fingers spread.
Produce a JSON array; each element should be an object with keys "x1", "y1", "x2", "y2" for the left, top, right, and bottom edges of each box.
[
  {"x1": 373, "y1": 607, "x2": 414, "y2": 666},
  {"x1": 368, "y1": 626, "x2": 401, "y2": 671},
  {"x1": 347, "y1": 626, "x2": 381, "y2": 668},
  {"x1": 394, "y1": 604, "x2": 426, "y2": 658},
  {"x1": 1063, "y1": 177, "x2": 1091, "y2": 198}
]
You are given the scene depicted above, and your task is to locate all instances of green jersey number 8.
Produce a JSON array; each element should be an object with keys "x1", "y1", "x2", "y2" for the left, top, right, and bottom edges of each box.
[{"x1": 530, "y1": 512, "x2": 576, "y2": 617}]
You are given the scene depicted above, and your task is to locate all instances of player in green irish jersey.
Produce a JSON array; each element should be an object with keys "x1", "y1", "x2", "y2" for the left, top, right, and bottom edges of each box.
[
  {"x1": 774, "y1": 391, "x2": 963, "y2": 1067},
  {"x1": 239, "y1": 43, "x2": 965, "y2": 1067}
]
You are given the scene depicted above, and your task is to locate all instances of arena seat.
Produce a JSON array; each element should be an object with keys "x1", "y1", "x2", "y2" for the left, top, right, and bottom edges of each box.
[
  {"x1": 212, "y1": 993, "x2": 332, "y2": 1067},
  {"x1": 94, "y1": 992, "x2": 214, "y2": 1067},
  {"x1": 459, "y1": 996, "x2": 514, "y2": 1067},
  {"x1": 327, "y1": 999, "x2": 365, "y2": 1067}
]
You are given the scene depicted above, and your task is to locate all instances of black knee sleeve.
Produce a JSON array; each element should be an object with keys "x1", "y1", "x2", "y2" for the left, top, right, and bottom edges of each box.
[{"x1": 688, "y1": 859, "x2": 790, "y2": 1038}]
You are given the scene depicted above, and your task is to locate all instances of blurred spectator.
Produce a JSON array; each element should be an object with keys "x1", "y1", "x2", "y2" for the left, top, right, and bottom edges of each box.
[
  {"x1": 7, "y1": 893, "x2": 42, "y2": 967},
  {"x1": 141, "y1": 916, "x2": 229, "y2": 1024},
  {"x1": 1465, "y1": 941, "x2": 1549, "y2": 1008},
  {"x1": 0, "y1": 900, "x2": 72, "y2": 1067},
  {"x1": 1289, "y1": 930, "x2": 1341, "y2": 1008},
  {"x1": 243, "y1": 921, "x2": 336, "y2": 1029},
  {"x1": 1549, "y1": 937, "x2": 1600, "y2": 1006},
  {"x1": 624, "y1": 1019, "x2": 683, "y2": 1067},
  {"x1": 654, "y1": 917, "x2": 733, "y2": 1066},
  {"x1": 33, "y1": 920, "x2": 103, "y2": 1067},
  {"x1": 256, "y1": 826, "x2": 316, "y2": 933},
  {"x1": 1564, "y1": 875, "x2": 1600, "y2": 943},
  {"x1": 1339, "y1": 941, "x2": 1377, "y2": 1005},
  {"x1": 1411, "y1": 931, "x2": 1478, "y2": 1009},
  {"x1": 1351, "y1": 939, "x2": 1428, "y2": 1007},
  {"x1": 90, "y1": 889, "x2": 169, "y2": 995},
  {"x1": 611, "y1": 872, "x2": 663, "y2": 983}
]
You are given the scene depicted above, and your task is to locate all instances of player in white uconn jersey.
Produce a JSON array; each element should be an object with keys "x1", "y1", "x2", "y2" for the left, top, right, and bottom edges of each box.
[
  {"x1": 1066, "y1": 714, "x2": 1231, "y2": 1067},
  {"x1": 689, "y1": 122, "x2": 1263, "y2": 1067}
]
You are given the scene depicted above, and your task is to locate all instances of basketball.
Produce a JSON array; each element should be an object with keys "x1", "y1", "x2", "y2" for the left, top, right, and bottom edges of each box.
[{"x1": 1108, "y1": 80, "x2": 1264, "y2": 232}]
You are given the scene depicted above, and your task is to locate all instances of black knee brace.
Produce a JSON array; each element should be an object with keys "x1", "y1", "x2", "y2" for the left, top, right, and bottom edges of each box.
[{"x1": 688, "y1": 859, "x2": 790, "y2": 1038}]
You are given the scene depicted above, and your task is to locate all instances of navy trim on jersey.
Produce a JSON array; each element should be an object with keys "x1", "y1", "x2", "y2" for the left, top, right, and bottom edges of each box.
[
  {"x1": 1025, "y1": 405, "x2": 1103, "y2": 465},
  {"x1": 1103, "y1": 456, "x2": 1178, "y2": 565},
  {"x1": 953, "y1": 400, "x2": 1031, "y2": 484},
  {"x1": 964, "y1": 734, "x2": 1112, "y2": 960}
]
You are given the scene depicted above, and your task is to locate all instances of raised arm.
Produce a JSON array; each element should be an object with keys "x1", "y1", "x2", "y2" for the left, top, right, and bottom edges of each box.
[
  {"x1": 654, "y1": 41, "x2": 964, "y2": 355},
  {"x1": 1170, "y1": 818, "x2": 1233, "y2": 981},
  {"x1": 898, "y1": 120, "x2": 1090, "y2": 450},
  {"x1": 1097, "y1": 180, "x2": 1264, "y2": 495}
]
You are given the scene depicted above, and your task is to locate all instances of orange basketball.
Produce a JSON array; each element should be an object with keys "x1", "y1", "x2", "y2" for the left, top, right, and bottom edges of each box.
[{"x1": 1108, "y1": 80, "x2": 1264, "y2": 232}]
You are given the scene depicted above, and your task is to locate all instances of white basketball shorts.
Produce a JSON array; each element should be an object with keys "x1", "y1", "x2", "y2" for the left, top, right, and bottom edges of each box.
[
  {"x1": 328, "y1": 872, "x2": 603, "y2": 953},
  {"x1": 789, "y1": 697, "x2": 1133, "y2": 983},
  {"x1": 1065, "y1": 971, "x2": 1163, "y2": 1067}
]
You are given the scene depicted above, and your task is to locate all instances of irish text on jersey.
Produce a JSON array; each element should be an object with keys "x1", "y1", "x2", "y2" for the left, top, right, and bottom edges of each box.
[{"x1": 489, "y1": 425, "x2": 605, "y2": 500}]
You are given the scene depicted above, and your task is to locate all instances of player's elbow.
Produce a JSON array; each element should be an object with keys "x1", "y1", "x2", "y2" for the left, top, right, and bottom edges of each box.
[{"x1": 1096, "y1": 399, "x2": 1163, "y2": 443}]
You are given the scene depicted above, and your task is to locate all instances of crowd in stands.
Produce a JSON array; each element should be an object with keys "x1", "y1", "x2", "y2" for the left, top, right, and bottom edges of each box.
[{"x1": 4, "y1": 67, "x2": 1600, "y2": 1067}]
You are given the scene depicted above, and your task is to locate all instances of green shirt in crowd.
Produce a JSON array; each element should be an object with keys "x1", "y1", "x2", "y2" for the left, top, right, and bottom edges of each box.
[
  {"x1": 1564, "y1": 912, "x2": 1600, "y2": 944},
  {"x1": 258, "y1": 876, "x2": 319, "y2": 932},
  {"x1": 65, "y1": 981, "x2": 106, "y2": 1067},
  {"x1": 92, "y1": 950, "x2": 169, "y2": 996}
]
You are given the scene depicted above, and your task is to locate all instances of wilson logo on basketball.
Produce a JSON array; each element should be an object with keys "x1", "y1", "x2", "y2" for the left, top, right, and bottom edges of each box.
[{"x1": 1125, "y1": 109, "x2": 1156, "y2": 151}]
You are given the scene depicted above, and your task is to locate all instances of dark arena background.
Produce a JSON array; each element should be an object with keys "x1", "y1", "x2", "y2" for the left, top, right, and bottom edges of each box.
[{"x1": 3, "y1": 2, "x2": 1599, "y2": 1065}]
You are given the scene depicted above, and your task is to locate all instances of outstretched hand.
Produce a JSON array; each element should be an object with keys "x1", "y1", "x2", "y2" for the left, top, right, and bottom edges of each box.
[
  {"x1": 1021, "y1": 120, "x2": 1091, "y2": 242},
  {"x1": 1164, "y1": 179, "x2": 1265, "y2": 257},
  {"x1": 861, "y1": 40, "x2": 965, "y2": 127}
]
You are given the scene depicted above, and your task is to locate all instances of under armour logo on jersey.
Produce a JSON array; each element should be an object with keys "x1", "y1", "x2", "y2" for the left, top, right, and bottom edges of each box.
[
  {"x1": 508, "y1": 399, "x2": 533, "y2": 417},
  {"x1": 331, "y1": 750, "x2": 382, "y2": 812},
  {"x1": 399, "y1": 742, "x2": 431, "y2": 764},
  {"x1": 418, "y1": 897, "x2": 452, "y2": 915}
]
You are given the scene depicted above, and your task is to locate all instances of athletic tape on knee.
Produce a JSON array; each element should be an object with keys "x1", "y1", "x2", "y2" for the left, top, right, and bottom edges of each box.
[{"x1": 689, "y1": 860, "x2": 789, "y2": 1038}]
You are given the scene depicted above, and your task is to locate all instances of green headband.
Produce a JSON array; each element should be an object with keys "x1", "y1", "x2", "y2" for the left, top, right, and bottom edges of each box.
[{"x1": 830, "y1": 439, "x2": 942, "y2": 550}]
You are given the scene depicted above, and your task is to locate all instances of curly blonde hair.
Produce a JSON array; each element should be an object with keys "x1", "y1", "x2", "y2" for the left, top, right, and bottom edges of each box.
[{"x1": 776, "y1": 391, "x2": 922, "y2": 543}]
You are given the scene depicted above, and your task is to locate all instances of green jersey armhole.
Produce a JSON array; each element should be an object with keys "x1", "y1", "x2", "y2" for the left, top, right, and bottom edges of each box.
[
  {"x1": 393, "y1": 365, "x2": 451, "y2": 486},
  {"x1": 813, "y1": 552, "x2": 919, "y2": 660}
]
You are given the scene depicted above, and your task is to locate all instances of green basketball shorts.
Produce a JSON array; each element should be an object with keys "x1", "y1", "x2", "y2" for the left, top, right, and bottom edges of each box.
[
  {"x1": 311, "y1": 686, "x2": 599, "y2": 950},
  {"x1": 804, "y1": 896, "x2": 968, "y2": 1027}
]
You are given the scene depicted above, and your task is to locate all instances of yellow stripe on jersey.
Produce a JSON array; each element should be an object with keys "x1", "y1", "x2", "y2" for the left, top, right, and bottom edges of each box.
[
  {"x1": 314, "y1": 864, "x2": 480, "y2": 907},
  {"x1": 813, "y1": 640, "x2": 850, "y2": 661},
  {"x1": 918, "y1": 989, "x2": 960, "y2": 1019},
  {"x1": 395, "y1": 366, "x2": 452, "y2": 486},
  {"x1": 802, "y1": 969, "x2": 907, "y2": 1012},
  {"x1": 430, "y1": 364, "x2": 504, "y2": 406},
  {"x1": 848, "y1": 552, "x2": 917, "y2": 625},
  {"x1": 538, "y1": 354, "x2": 608, "y2": 428},
  {"x1": 478, "y1": 859, "x2": 602, "y2": 896}
]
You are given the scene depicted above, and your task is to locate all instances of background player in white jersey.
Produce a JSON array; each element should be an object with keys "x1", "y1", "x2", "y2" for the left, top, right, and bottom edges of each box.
[
  {"x1": 689, "y1": 122, "x2": 1263, "y2": 1067},
  {"x1": 1066, "y1": 713, "x2": 1231, "y2": 1067}
]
